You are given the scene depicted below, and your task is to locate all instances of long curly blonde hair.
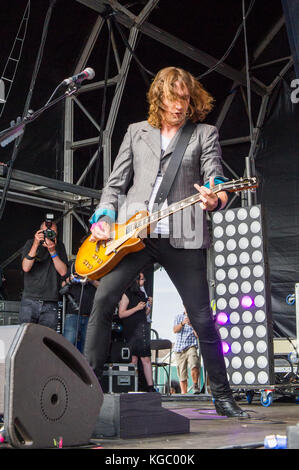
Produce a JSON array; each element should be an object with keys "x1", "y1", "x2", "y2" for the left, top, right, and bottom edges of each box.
[{"x1": 147, "y1": 67, "x2": 214, "y2": 128}]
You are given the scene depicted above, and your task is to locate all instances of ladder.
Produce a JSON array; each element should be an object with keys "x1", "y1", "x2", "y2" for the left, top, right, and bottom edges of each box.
[{"x1": 0, "y1": 1, "x2": 31, "y2": 117}]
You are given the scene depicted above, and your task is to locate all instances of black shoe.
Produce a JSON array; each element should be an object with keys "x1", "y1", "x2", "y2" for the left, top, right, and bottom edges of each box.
[
  {"x1": 214, "y1": 396, "x2": 250, "y2": 418},
  {"x1": 147, "y1": 385, "x2": 157, "y2": 392}
]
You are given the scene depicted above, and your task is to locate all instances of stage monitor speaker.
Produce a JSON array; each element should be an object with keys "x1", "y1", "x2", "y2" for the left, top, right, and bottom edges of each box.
[{"x1": 0, "y1": 323, "x2": 103, "y2": 449}]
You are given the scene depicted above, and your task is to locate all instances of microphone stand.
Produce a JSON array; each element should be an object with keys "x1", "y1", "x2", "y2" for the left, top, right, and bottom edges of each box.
[{"x1": 0, "y1": 82, "x2": 80, "y2": 148}]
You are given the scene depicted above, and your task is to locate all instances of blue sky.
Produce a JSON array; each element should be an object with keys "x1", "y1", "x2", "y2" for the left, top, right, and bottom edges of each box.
[{"x1": 151, "y1": 268, "x2": 184, "y2": 343}]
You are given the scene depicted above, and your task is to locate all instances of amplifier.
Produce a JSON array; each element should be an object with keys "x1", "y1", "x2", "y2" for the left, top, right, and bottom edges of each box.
[
  {"x1": 102, "y1": 363, "x2": 138, "y2": 393},
  {"x1": 0, "y1": 301, "x2": 20, "y2": 326},
  {"x1": 0, "y1": 301, "x2": 20, "y2": 313},
  {"x1": 0, "y1": 312, "x2": 19, "y2": 326}
]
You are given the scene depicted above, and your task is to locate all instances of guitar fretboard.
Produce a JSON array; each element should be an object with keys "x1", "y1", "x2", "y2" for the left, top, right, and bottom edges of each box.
[
  {"x1": 125, "y1": 177, "x2": 257, "y2": 236},
  {"x1": 125, "y1": 184, "x2": 221, "y2": 235}
]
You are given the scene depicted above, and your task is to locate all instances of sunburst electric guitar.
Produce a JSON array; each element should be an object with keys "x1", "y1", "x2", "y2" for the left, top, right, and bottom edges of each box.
[{"x1": 75, "y1": 177, "x2": 258, "y2": 280}]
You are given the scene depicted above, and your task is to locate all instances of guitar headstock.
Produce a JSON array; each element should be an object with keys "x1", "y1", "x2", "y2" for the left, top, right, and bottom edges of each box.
[{"x1": 216, "y1": 177, "x2": 258, "y2": 193}]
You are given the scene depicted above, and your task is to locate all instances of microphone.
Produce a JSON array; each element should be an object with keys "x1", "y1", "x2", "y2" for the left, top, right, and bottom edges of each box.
[{"x1": 63, "y1": 67, "x2": 95, "y2": 86}]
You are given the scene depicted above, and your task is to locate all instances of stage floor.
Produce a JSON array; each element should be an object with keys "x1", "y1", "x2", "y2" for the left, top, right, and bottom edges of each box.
[{"x1": 89, "y1": 394, "x2": 299, "y2": 450}]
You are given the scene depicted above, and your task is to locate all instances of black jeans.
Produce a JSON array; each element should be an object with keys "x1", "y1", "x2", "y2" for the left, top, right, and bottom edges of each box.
[
  {"x1": 19, "y1": 297, "x2": 58, "y2": 331},
  {"x1": 84, "y1": 238, "x2": 231, "y2": 398}
]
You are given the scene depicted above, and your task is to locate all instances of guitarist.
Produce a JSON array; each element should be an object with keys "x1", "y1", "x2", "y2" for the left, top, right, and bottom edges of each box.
[{"x1": 84, "y1": 66, "x2": 249, "y2": 418}]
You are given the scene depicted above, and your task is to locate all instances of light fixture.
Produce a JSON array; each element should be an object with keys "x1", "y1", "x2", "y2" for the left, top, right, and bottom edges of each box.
[{"x1": 212, "y1": 204, "x2": 274, "y2": 387}]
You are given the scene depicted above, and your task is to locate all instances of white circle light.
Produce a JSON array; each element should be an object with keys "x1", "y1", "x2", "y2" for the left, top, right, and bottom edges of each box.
[
  {"x1": 249, "y1": 206, "x2": 260, "y2": 219},
  {"x1": 213, "y1": 212, "x2": 223, "y2": 224},
  {"x1": 228, "y1": 268, "x2": 238, "y2": 280},
  {"x1": 251, "y1": 235, "x2": 262, "y2": 248},
  {"x1": 245, "y1": 371, "x2": 255, "y2": 384},
  {"x1": 226, "y1": 239, "x2": 237, "y2": 251},
  {"x1": 237, "y1": 208, "x2": 248, "y2": 220},
  {"x1": 253, "y1": 265, "x2": 264, "y2": 278},
  {"x1": 240, "y1": 266, "x2": 251, "y2": 279},
  {"x1": 244, "y1": 356, "x2": 255, "y2": 369},
  {"x1": 214, "y1": 226, "x2": 224, "y2": 238},
  {"x1": 238, "y1": 223, "x2": 249, "y2": 235},
  {"x1": 216, "y1": 269, "x2": 226, "y2": 281},
  {"x1": 231, "y1": 341, "x2": 241, "y2": 354},
  {"x1": 239, "y1": 237, "x2": 249, "y2": 250},
  {"x1": 254, "y1": 280, "x2": 264, "y2": 293},
  {"x1": 216, "y1": 283, "x2": 227, "y2": 296},
  {"x1": 243, "y1": 326, "x2": 254, "y2": 338},
  {"x1": 255, "y1": 310, "x2": 266, "y2": 322},
  {"x1": 243, "y1": 341, "x2": 254, "y2": 354},
  {"x1": 225, "y1": 210, "x2": 235, "y2": 222},
  {"x1": 226, "y1": 224, "x2": 236, "y2": 237},
  {"x1": 239, "y1": 252, "x2": 250, "y2": 264},
  {"x1": 228, "y1": 282, "x2": 239, "y2": 295},
  {"x1": 252, "y1": 250, "x2": 263, "y2": 263},
  {"x1": 231, "y1": 326, "x2": 241, "y2": 339},
  {"x1": 231, "y1": 357, "x2": 242, "y2": 369},
  {"x1": 258, "y1": 371, "x2": 269, "y2": 384},
  {"x1": 241, "y1": 281, "x2": 252, "y2": 293},
  {"x1": 251, "y1": 221, "x2": 261, "y2": 233},
  {"x1": 227, "y1": 253, "x2": 237, "y2": 266},
  {"x1": 256, "y1": 340, "x2": 267, "y2": 353},
  {"x1": 256, "y1": 325, "x2": 267, "y2": 338},
  {"x1": 215, "y1": 255, "x2": 225, "y2": 267},
  {"x1": 232, "y1": 372, "x2": 243, "y2": 385},
  {"x1": 214, "y1": 240, "x2": 225, "y2": 252}
]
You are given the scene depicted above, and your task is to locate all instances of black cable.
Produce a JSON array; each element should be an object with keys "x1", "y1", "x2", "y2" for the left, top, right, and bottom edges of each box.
[
  {"x1": 0, "y1": 0, "x2": 57, "y2": 221},
  {"x1": 111, "y1": 14, "x2": 155, "y2": 85},
  {"x1": 218, "y1": 441, "x2": 264, "y2": 449},
  {"x1": 197, "y1": 0, "x2": 255, "y2": 80}
]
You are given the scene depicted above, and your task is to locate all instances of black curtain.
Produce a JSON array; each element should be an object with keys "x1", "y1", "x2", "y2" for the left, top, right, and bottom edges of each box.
[{"x1": 255, "y1": 72, "x2": 299, "y2": 338}]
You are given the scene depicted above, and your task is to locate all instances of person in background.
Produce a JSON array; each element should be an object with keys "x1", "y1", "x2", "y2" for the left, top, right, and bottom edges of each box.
[
  {"x1": 173, "y1": 309, "x2": 201, "y2": 394},
  {"x1": 62, "y1": 267, "x2": 99, "y2": 353},
  {"x1": 20, "y1": 216, "x2": 68, "y2": 330},
  {"x1": 118, "y1": 273, "x2": 156, "y2": 392}
]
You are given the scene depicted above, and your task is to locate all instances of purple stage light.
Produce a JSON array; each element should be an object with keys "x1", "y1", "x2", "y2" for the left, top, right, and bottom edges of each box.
[
  {"x1": 216, "y1": 312, "x2": 228, "y2": 325},
  {"x1": 222, "y1": 342, "x2": 230, "y2": 354},
  {"x1": 241, "y1": 295, "x2": 254, "y2": 308}
]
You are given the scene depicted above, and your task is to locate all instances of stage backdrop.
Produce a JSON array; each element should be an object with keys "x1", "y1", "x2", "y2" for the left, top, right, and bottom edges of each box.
[{"x1": 255, "y1": 71, "x2": 299, "y2": 338}]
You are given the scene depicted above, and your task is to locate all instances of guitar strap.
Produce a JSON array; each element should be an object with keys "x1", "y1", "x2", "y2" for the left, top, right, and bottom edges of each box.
[{"x1": 154, "y1": 120, "x2": 196, "y2": 209}]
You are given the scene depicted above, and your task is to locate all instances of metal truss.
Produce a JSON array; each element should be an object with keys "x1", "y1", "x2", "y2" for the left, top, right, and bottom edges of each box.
[{"x1": 1, "y1": 0, "x2": 293, "y2": 269}]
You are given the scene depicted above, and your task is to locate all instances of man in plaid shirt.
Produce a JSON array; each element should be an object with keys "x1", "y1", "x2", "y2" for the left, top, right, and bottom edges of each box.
[{"x1": 173, "y1": 309, "x2": 200, "y2": 394}]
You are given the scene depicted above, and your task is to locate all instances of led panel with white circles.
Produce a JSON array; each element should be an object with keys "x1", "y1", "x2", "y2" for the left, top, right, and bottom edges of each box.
[{"x1": 212, "y1": 205, "x2": 274, "y2": 387}]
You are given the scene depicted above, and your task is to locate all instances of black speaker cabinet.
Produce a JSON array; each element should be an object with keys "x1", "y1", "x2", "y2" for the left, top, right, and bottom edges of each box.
[{"x1": 0, "y1": 323, "x2": 103, "y2": 449}]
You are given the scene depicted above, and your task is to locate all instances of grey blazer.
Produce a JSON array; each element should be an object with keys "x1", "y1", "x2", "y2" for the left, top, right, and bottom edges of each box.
[{"x1": 93, "y1": 120, "x2": 226, "y2": 249}]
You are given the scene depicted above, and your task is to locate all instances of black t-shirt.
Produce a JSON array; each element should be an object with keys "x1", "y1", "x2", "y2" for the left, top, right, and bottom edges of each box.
[
  {"x1": 22, "y1": 239, "x2": 68, "y2": 301},
  {"x1": 66, "y1": 282, "x2": 96, "y2": 315},
  {"x1": 122, "y1": 287, "x2": 148, "y2": 333}
]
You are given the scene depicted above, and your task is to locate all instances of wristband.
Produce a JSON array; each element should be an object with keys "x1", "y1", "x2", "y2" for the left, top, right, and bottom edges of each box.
[
  {"x1": 210, "y1": 196, "x2": 222, "y2": 213},
  {"x1": 25, "y1": 254, "x2": 35, "y2": 261},
  {"x1": 51, "y1": 253, "x2": 58, "y2": 259}
]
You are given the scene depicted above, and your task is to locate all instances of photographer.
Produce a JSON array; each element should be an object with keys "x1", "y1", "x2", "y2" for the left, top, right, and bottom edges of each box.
[
  {"x1": 20, "y1": 215, "x2": 68, "y2": 330},
  {"x1": 62, "y1": 269, "x2": 99, "y2": 353}
]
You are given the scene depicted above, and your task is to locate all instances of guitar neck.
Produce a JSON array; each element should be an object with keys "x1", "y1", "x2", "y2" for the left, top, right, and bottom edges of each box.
[{"x1": 126, "y1": 183, "x2": 224, "y2": 235}]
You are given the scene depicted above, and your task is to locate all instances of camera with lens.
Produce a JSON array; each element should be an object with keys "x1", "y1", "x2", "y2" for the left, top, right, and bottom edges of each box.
[{"x1": 43, "y1": 213, "x2": 57, "y2": 241}]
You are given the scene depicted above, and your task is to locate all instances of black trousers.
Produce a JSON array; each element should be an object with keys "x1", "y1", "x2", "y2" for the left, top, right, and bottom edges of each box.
[{"x1": 84, "y1": 238, "x2": 232, "y2": 398}]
